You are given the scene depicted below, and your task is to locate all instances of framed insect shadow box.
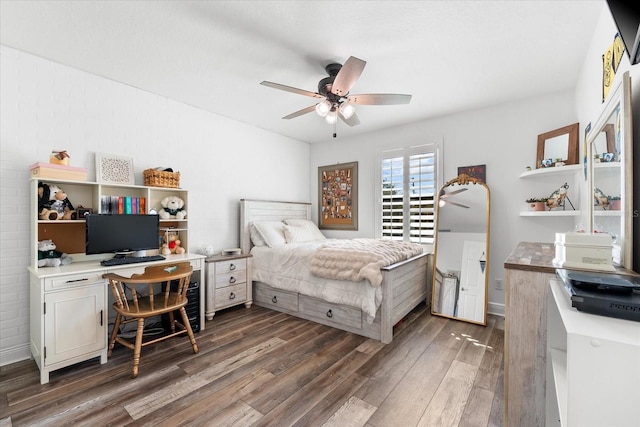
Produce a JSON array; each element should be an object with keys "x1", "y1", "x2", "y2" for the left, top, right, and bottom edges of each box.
[{"x1": 318, "y1": 162, "x2": 358, "y2": 230}]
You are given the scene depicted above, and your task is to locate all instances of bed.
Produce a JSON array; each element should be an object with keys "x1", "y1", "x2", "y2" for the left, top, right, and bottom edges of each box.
[{"x1": 240, "y1": 199, "x2": 432, "y2": 344}]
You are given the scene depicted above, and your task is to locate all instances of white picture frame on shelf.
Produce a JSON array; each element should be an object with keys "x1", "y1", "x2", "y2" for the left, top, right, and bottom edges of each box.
[{"x1": 95, "y1": 153, "x2": 135, "y2": 185}]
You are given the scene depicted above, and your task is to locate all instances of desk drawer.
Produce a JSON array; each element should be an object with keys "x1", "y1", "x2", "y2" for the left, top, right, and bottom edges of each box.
[
  {"x1": 214, "y1": 283, "x2": 247, "y2": 308},
  {"x1": 45, "y1": 272, "x2": 106, "y2": 291}
]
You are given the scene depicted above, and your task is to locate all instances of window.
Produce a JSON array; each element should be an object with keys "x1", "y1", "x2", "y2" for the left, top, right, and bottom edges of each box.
[{"x1": 379, "y1": 144, "x2": 440, "y2": 244}]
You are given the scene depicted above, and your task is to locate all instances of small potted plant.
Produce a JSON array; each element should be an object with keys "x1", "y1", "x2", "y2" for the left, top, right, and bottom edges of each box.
[
  {"x1": 526, "y1": 197, "x2": 548, "y2": 211},
  {"x1": 608, "y1": 195, "x2": 621, "y2": 210}
]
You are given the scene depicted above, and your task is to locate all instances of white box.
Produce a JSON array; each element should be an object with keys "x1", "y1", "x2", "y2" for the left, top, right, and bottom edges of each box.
[{"x1": 553, "y1": 232, "x2": 615, "y2": 271}]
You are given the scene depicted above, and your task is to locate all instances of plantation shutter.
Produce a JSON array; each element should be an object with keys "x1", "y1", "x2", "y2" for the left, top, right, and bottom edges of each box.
[{"x1": 381, "y1": 146, "x2": 437, "y2": 244}]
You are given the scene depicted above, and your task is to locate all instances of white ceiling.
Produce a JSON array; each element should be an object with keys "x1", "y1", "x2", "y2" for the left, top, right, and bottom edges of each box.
[{"x1": 0, "y1": 1, "x2": 605, "y2": 144}]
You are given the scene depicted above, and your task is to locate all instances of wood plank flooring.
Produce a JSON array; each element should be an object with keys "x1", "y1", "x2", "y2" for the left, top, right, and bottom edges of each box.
[{"x1": 0, "y1": 303, "x2": 504, "y2": 427}]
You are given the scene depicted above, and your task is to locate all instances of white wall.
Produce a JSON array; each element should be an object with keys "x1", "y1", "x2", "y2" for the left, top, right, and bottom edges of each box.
[
  {"x1": 0, "y1": 46, "x2": 310, "y2": 365},
  {"x1": 311, "y1": 90, "x2": 578, "y2": 314}
]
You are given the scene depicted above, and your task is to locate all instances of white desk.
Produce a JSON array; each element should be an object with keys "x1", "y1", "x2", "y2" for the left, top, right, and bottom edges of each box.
[{"x1": 28, "y1": 253, "x2": 205, "y2": 384}]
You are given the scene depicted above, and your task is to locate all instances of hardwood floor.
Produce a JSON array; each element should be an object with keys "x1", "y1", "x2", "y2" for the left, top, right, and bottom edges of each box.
[{"x1": 0, "y1": 303, "x2": 504, "y2": 427}]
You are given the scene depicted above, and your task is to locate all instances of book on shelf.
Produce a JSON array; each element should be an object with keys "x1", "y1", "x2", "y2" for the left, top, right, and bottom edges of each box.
[{"x1": 99, "y1": 195, "x2": 147, "y2": 214}]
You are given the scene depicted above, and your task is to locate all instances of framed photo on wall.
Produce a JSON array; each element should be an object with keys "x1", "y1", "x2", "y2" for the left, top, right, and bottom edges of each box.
[
  {"x1": 458, "y1": 164, "x2": 486, "y2": 183},
  {"x1": 318, "y1": 162, "x2": 358, "y2": 230}
]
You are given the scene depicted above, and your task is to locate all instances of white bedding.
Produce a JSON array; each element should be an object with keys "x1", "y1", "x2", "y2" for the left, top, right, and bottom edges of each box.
[{"x1": 251, "y1": 240, "x2": 382, "y2": 322}]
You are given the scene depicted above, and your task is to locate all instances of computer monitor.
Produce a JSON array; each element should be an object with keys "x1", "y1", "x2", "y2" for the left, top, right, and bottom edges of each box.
[{"x1": 85, "y1": 214, "x2": 160, "y2": 256}]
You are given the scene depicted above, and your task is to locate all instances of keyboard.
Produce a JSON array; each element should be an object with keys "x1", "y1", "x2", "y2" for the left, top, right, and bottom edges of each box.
[{"x1": 100, "y1": 255, "x2": 166, "y2": 266}]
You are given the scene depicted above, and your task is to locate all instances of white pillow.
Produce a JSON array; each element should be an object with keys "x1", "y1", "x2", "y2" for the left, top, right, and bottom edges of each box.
[
  {"x1": 282, "y1": 219, "x2": 326, "y2": 243},
  {"x1": 250, "y1": 221, "x2": 287, "y2": 247},
  {"x1": 249, "y1": 223, "x2": 267, "y2": 247}
]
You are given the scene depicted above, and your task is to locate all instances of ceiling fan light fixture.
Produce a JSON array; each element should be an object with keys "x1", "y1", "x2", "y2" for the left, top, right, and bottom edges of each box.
[
  {"x1": 315, "y1": 100, "x2": 331, "y2": 117},
  {"x1": 325, "y1": 109, "x2": 338, "y2": 124},
  {"x1": 339, "y1": 102, "x2": 355, "y2": 119}
]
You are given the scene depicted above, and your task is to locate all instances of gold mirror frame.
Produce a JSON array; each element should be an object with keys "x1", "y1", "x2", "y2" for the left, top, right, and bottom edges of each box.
[
  {"x1": 536, "y1": 122, "x2": 579, "y2": 168},
  {"x1": 587, "y1": 71, "x2": 633, "y2": 268},
  {"x1": 431, "y1": 174, "x2": 490, "y2": 325}
]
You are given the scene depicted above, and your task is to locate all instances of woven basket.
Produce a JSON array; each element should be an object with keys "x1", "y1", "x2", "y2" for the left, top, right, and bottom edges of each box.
[{"x1": 143, "y1": 169, "x2": 180, "y2": 188}]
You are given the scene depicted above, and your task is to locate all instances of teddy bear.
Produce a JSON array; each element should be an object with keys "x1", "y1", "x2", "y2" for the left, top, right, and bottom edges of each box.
[
  {"x1": 38, "y1": 182, "x2": 77, "y2": 220},
  {"x1": 161, "y1": 231, "x2": 185, "y2": 255},
  {"x1": 38, "y1": 239, "x2": 72, "y2": 267},
  {"x1": 158, "y1": 196, "x2": 187, "y2": 220}
]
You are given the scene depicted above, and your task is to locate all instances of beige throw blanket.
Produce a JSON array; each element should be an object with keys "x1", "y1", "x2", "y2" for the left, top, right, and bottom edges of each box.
[{"x1": 310, "y1": 238, "x2": 424, "y2": 287}]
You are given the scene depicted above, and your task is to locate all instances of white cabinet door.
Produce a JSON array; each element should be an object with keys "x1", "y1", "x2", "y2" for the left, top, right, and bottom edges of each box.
[{"x1": 44, "y1": 284, "x2": 106, "y2": 366}]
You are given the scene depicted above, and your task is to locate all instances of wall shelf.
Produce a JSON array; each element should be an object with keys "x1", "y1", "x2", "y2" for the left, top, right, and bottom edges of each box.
[
  {"x1": 520, "y1": 210, "x2": 581, "y2": 217},
  {"x1": 519, "y1": 164, "x2": 582, "y2": 179}
]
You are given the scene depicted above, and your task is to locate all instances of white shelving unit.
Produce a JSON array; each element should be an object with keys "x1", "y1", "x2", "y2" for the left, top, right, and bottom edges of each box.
[
  {"x1": 546, "y1": 279, "x2": 640, "y2": 427},
  {"x1": 30, "y1": 178, "x2": 189, "y2": 267}
]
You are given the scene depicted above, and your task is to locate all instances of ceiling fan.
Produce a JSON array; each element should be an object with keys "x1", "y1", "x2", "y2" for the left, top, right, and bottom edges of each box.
[
  {"x1": 439, "y1": 188, "x2": 470, "y2": 209},
  {"x1": 260, "y1": 56, "x2": 412, "y2": 137}
]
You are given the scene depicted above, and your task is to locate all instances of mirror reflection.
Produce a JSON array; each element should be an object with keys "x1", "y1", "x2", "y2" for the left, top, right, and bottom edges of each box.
[
  {"x1": 544, "y1": 133, "x2": 570, "y2": 160},
  {"x1": 431, "y1": 174, "x2": 490, "y2": 325},
  {"x1": 536, "y1": 122, "x2": 579, "y2": 168},
  {"x1": 589, "y1": 71, "x2": 632, "y2": 268}
]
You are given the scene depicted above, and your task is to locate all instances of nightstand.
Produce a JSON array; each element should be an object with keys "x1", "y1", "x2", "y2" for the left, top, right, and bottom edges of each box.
[{"x1": 205, "y1": 253, "x2": 252, "y2": 320}]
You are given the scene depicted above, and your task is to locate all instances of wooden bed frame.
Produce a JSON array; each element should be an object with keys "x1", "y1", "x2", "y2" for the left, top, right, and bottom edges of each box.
[{"x1": 240, "y1": 199, "x2": 432, "y2": 344}]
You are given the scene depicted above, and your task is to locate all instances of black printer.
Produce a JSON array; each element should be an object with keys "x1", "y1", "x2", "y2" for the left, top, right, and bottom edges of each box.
[{"x1": 556, "y1": 269, "x2": 640, "y2": 322}]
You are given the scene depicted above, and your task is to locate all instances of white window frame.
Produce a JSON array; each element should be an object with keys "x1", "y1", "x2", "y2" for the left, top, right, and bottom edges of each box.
[{"x1": 376, "y1": 143, "x2": 442, "y2": 244}]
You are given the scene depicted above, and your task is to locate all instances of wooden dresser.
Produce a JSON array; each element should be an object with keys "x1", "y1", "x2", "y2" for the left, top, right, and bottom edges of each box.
[{"x1": 504, "y1": 241, "x2": 557, "y2": 427}]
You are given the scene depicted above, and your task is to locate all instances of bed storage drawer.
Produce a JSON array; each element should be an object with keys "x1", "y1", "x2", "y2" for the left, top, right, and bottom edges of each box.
[
  {"x1": 300, "y1": 296, "x2": 362, "y2": 330},
  {"x1": 253, "y1": 283, "x2": 298, "y2": 313}
]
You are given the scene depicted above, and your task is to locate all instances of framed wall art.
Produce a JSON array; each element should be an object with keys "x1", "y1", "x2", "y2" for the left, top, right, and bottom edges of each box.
[
  {"x1": 95, "y1": 153, "x2": 135, "y2": 185},
  {"x1": 457, "y1": 164, "x2": 486, "y2": 183},
  {"x1": 318, "y1": 161, "x2": 358, "y2": 230}
]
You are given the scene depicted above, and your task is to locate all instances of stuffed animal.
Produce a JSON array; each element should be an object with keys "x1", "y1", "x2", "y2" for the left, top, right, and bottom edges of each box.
[
  {"x1": 161, "y1": 231, "x2": 185, "y2": 255},
  {"x1": 158, "y1": 196, "x2": 187, "y2": 220},
  {"x1": 38, "y1": 239, "x2": 72, "y2": 267},
  {"x1": 38, "y1": 182, "x2": 77, "y2": 220}
]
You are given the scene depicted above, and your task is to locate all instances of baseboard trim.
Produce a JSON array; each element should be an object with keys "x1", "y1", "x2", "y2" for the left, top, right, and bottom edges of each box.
[
  {"x1": 488, "y1": 302, "x2": 505, "y2": 317},
  {"x1": 0, "y1": 343, "x2": 31, "y2": 367}
]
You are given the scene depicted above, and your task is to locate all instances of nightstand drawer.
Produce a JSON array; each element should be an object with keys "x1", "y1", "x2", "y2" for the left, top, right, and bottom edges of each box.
[
  {"x1": 214, "y1": 283, "x2": 247, "y2": 308},
  {"x1": 215, "y1": 259, "x2": 246, "y2": 274},
  {"x1": 215, "y1": 270, "x2": 246, "y2": 288}
]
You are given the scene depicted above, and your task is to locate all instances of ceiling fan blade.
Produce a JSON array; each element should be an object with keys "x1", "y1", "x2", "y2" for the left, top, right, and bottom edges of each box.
[
  {"x1": 347, "y1": 93, "x2": 412, "y2": 105},
  {"x1": 339, "y1": 110, "x2": 360, "y2": 127},
  {"x1": 261, "y1": 81, "x2": 324, "y2": 99},
  {"x1": 449, "y1": 201, "x2": 470, "y2": 209},
  {"x1": 282, "y1": 105, "x2": 316, "y2": 120},
  {"x1": 441, "y1": 188, "x2": 468, "y2": 198},
  {"x1": 331, "y1": 56, "x2": 366, "y2": 97}
]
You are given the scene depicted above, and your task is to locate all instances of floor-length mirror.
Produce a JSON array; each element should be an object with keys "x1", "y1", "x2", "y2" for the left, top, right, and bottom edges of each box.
[
  {"x1": 431, "y1": 174, "x2": 490, "y2": 325},
  {"x1": 588, "y1": 71, "x2": 633, "y2": 268}
]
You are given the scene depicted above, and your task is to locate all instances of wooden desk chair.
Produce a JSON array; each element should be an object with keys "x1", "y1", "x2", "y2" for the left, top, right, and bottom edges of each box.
[{"x1": 103, "y1": 262, "x2": 198, "y2": 378}]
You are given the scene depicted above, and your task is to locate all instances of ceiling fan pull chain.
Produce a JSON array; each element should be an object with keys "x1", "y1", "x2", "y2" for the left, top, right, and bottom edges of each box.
[{"x1": 333, "y1": 120, "x2": 337, "y2": 138}]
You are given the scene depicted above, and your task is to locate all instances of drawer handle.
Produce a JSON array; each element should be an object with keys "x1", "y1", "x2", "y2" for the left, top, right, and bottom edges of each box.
[
  {"x1": 229, "y1": 292, "x2": 236, "y2": 300},
  {"x1": 326, "y1": 309, "x2": 333, "y2": 318},
  {"x1": 66, "y1": 278, "x2": 88, "y2": 283},
  {"x1": 229, "y1": 263, "x2": 236, "y2": 271},
  {"x1": 272, "y1": 296, "x2": 278, "y2": 304},
  {"x1": 229, "y1": 276, "x2": 236, "y2": 284}
]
